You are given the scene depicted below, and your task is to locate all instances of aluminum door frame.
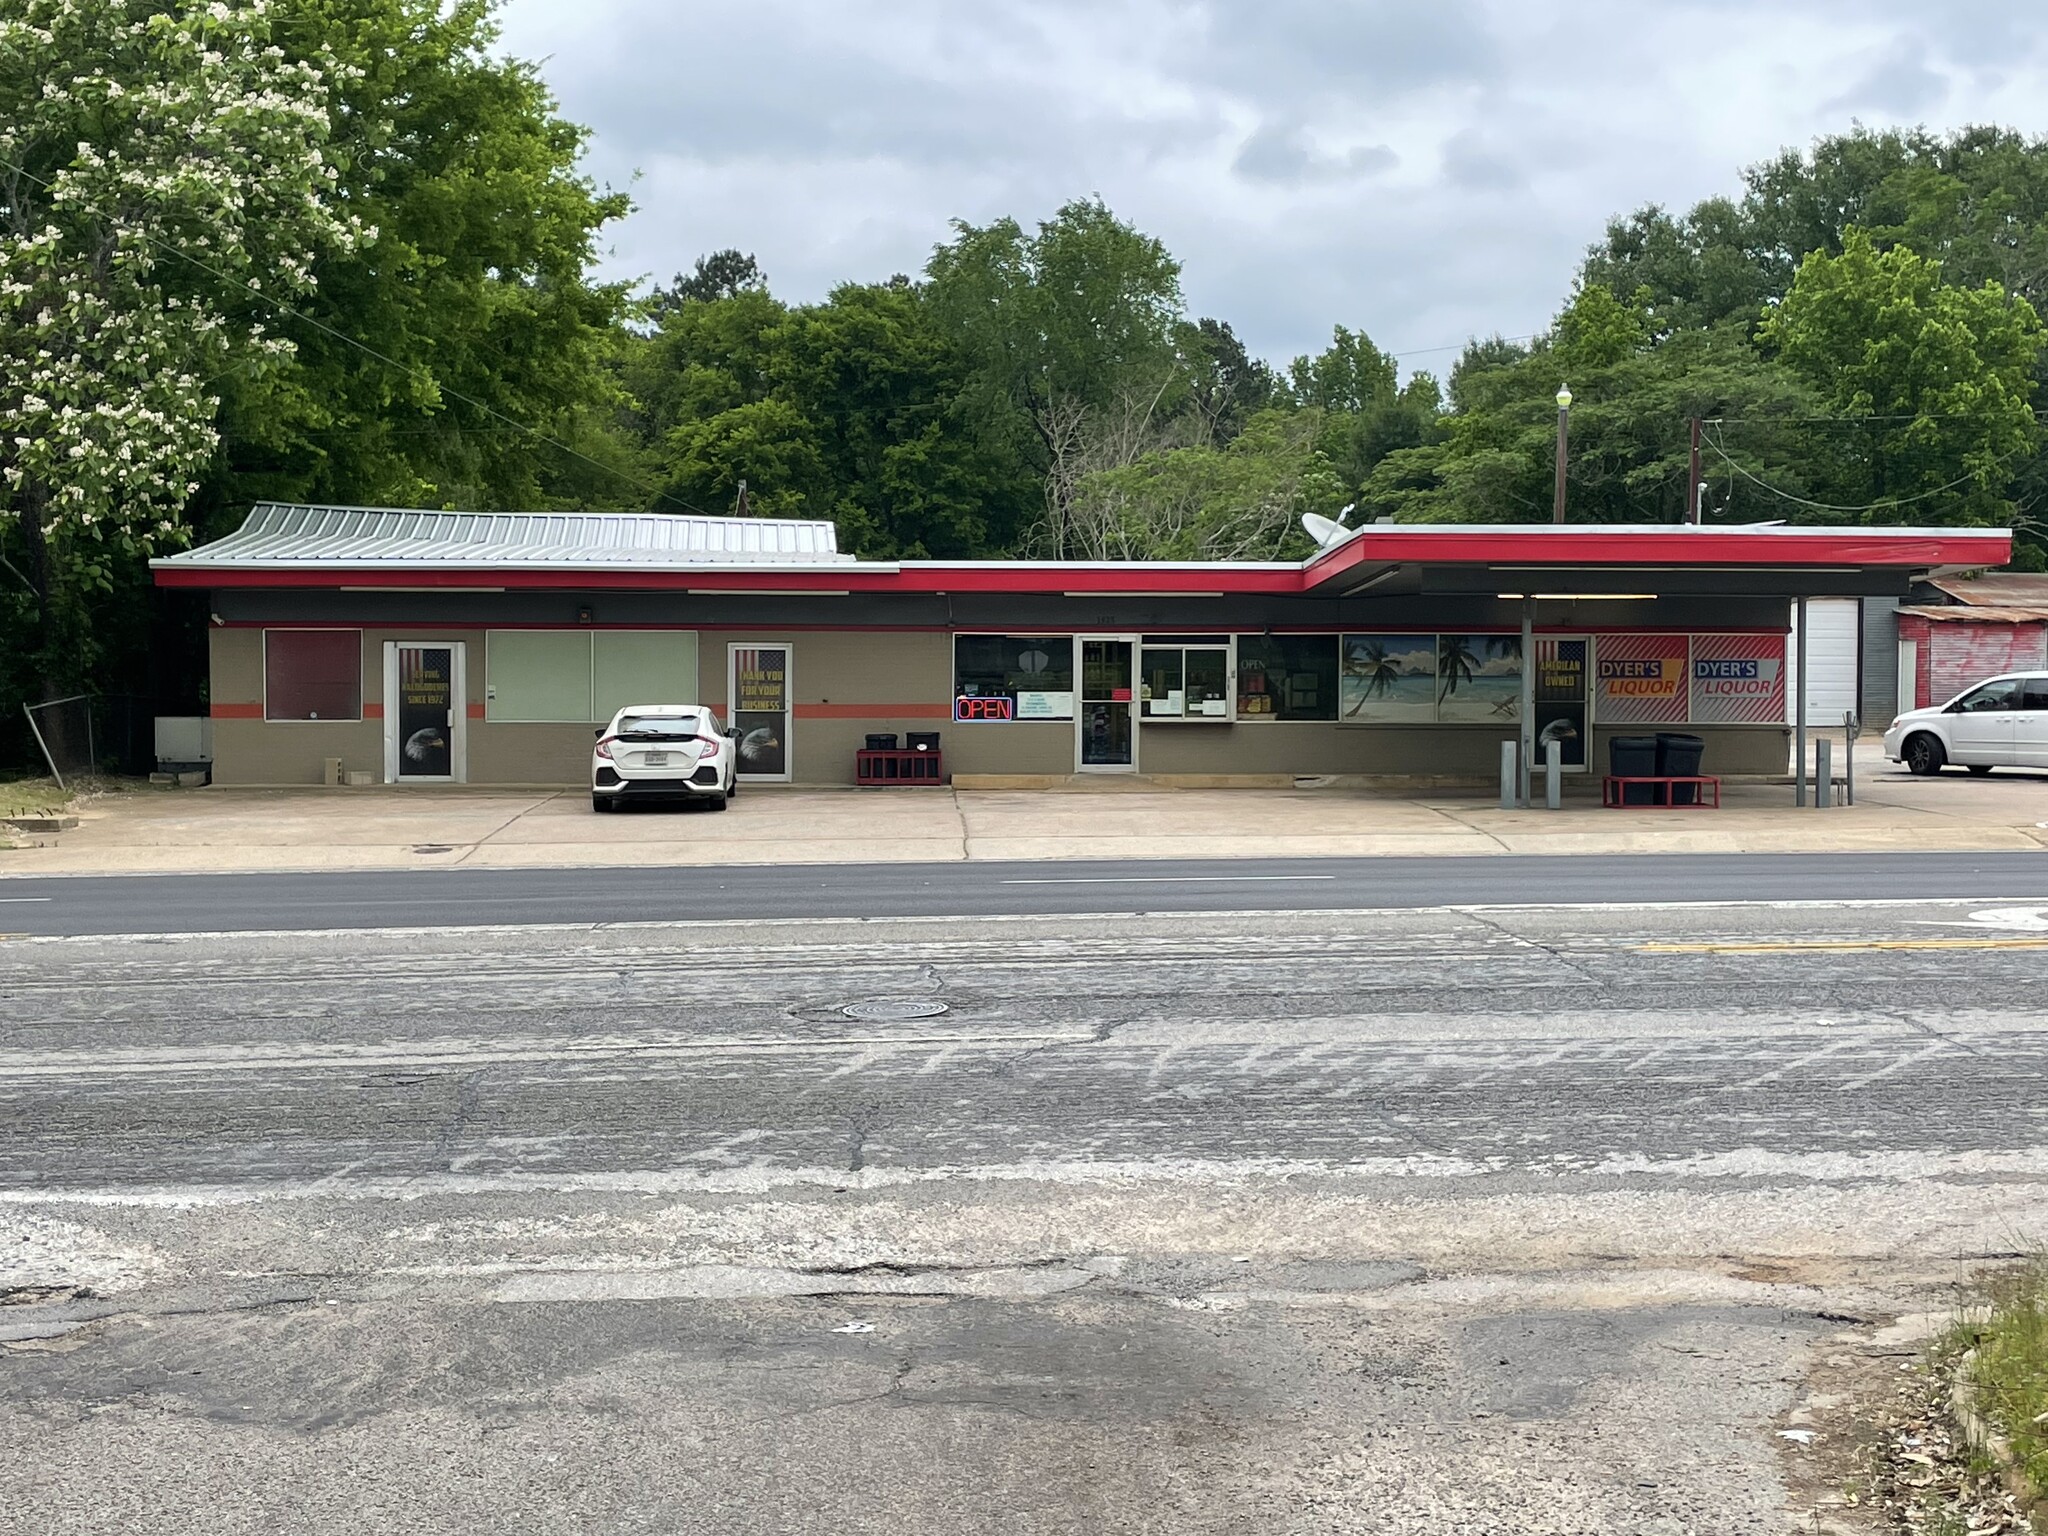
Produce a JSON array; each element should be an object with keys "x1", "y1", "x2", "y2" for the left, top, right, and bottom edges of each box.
[
  {"x1": 382, "y1": 640, "x2": 467, "y2": 784},
  {"x1": 1074, "y1": 634, "x2": 1140, "y2": 774}
]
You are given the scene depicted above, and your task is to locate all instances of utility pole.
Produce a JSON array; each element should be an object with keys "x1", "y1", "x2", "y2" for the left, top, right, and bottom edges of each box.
[
  {"x1": 1687, "y1": 418, "x2": 1703, "y2": 524},
  {"x1": 735, "y1": 479, "x2": 751, "y2": 518},
  {"x1": 1552, "y1": 385, "x2": 1572, "y2": 523}
]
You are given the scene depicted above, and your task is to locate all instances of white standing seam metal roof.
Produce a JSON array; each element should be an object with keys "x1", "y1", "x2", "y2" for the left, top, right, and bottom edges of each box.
[{"x1": 150, "y1": 503, "x2": 857, "y2": 570}]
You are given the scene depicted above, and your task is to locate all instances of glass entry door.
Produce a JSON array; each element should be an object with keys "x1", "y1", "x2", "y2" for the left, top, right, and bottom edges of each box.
[
  {"x1": 384, "y1": 641, "x2": 465, "y2": 782},
  {"x1": 1077, "y1": 636, "x2": 1137, "y2": 772}
]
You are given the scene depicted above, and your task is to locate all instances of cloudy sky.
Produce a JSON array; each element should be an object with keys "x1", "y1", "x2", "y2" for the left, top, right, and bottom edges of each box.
[{"x1": 497, "y1": 0, "x2": 2048, "y2": 372}]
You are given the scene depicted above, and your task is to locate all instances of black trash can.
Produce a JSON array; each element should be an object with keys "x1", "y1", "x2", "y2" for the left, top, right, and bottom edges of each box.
[
  {"x1": 865, "y1": 733, "x2": 899, "y2": 751},
  {"x1": 1656, "y1": 732, "x2": 1706, "y2": 804},
  {"x1": 906, "y1": 731, "x2": 941, "y2": 753},
  {"x1": 1609, "y1": 735, "x2": 1659, "y2": 804}
]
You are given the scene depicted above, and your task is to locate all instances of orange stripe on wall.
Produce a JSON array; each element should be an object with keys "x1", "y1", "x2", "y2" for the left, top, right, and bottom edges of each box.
[
  {"x1": 467, "y1": 702, "x2": 485, "y2": 719},
  {"x1": 364, "y1": 702, "x2": 384, "y2": 719},
  {"x1": 209, "y1": 702, "x2": 263, "y2": 719},
  {"x1": 795, "y1": 703, "x2": 951, "y2": 719}
]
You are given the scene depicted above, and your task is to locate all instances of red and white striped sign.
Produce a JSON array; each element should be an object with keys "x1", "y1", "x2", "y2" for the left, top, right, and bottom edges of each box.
[
  {"x1": 1594, "y1": 634, "x2": 1687, "y2": 724},
  {"x1": 1689, "y1": 633, "x2": 1786, "y2": 724}
]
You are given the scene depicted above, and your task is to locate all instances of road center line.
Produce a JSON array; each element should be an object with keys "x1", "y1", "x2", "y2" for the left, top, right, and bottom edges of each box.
[{"x1": 999, "y1": 875, "x2": 1338, "y2": 886}]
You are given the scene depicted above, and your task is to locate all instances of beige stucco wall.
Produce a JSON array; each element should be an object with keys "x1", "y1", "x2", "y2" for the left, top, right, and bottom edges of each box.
[{"x1": 208, "y1": 624, "x2": 1793, "y2": 787}]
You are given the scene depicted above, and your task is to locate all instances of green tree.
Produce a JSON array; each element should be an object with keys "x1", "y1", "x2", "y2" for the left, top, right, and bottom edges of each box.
[
  {"x1": 199, "y1": 0, "x2": 637, "y2": 527},
  {"x1": 1759, "y1": 231, "x2": 2044, "y2": 522},
  {"x1": 924, "y1": 199, "x2": 1185, "y2": 553},
  {"x1": 625, "y1": 280, "x2": 1033, "y2": 556},
  {"x1": 0, "y1": 0, "x2": 363, "y2": 711},
  {"x1": 1063, "y1": 408, "x2": 1341, "y2": 560}
]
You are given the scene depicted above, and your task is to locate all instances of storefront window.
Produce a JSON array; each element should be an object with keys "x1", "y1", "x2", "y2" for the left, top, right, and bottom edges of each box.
[
  {"x1": 1141, "y1": 640, "x2": 1231, "y2": 720},
  {"x1": 954, "y1": 635, "x2": 1075, "y2": 721},
  {"x1": 264, "y1": 630, "x2": 362, "y2": 721},
  {"x1": 1235, "y1": 635, "x2": 1338, "y2": 721}
]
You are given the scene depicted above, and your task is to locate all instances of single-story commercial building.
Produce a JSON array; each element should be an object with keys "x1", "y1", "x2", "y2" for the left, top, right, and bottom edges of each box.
[{"x1": 151, "y1": 503, "x2": 2009, "y2": 788}]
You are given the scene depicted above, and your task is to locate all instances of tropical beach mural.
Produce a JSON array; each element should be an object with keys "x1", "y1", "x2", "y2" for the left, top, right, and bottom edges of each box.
[
  {"x1": 1340, "y1": 635, "x2": 1437, "y2": 722},
  {"x1": 1437, "y1": 634, "x2": 1523, "y2": 722}
]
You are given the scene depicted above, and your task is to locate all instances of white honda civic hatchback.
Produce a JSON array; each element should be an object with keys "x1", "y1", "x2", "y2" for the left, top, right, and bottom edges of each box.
[{"x1": 590, "y1": 704, "x2": 739, "y2": 811}]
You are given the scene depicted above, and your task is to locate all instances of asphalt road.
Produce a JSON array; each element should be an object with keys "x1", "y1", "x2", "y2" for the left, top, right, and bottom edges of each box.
[
  {"x1": 6, "y1": 897, "x2": 2047, "y2": 1534},
  {"x1": 1, "y1": 847, "x2": 2046, "y2": 934}
]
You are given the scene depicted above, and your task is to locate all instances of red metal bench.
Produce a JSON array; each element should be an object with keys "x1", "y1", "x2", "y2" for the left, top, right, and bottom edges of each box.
[
  {"x1": 1602, "y1": 775, "x2": 1721, "y2": 808},
  {"x1": 856, "y1": 748, "x2": 945, "y2": 787}
]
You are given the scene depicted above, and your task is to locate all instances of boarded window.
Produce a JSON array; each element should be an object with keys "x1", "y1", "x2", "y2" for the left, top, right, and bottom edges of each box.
[
  {"x1": 594, "y1": 631, "x2": 699, "y2": 720},
  {"x1": 486, "y1": 631, "x2": 701, "y2": 723},
  {"x1": 486, "y1": 631, "x2": 593, "y2": 721},
  {"x1": 264, "y1": 630, "x2": 362, "y2": 721}
]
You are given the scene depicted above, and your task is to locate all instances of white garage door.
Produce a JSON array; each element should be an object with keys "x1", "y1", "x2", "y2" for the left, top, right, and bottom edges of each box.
[{"x1": 1789, "y1": 599, "x2": 1860, "y2": 726}]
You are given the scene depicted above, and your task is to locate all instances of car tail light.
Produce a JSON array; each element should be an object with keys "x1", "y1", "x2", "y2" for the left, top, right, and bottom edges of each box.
[
  {"x1": 692, "y1": 737, "x2": 722, "y2": 752},
  {"x1": 594, "y1": 737, "x2": 616, "y2": 760}
]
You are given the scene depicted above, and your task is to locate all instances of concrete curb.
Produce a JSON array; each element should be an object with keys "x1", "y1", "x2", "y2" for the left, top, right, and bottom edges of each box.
[{"x1": 1951, "y1": 1347, "x2": 2046, "y2": 1519}]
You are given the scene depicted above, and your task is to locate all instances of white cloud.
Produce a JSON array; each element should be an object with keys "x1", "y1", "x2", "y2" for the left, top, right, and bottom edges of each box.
[{"x1": 498, "y1": 0, "x2": 2048, "y2": 369}]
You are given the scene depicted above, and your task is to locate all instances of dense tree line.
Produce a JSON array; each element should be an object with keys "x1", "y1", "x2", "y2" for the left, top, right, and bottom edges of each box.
[{"x1": 3, "y1": 1, "x2": 2047, "y2": 771}]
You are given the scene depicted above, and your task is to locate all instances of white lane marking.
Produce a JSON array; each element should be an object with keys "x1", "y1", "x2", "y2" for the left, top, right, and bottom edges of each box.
[
  {"x1": 1834, "y1": 1039, "x2": 1953, "y2": 1094},
  {"x1": 0, "y1": 898, "x2": 51, "y2": 903},
  {"x1": 1964, "y1": 906, "x2": 2048, "y2": 931},
  {"x1": 1000, "y1": 875, "x2": 1338, "y2": 886},
  {"x1": 12, "y1": 894, "x2": 2048, "y2": 944}
]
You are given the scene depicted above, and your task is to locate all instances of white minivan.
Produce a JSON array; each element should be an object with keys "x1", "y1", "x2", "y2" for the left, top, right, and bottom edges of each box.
[{"x1": 1884, "y1": 671, "x2": 2048, "y2": 775}]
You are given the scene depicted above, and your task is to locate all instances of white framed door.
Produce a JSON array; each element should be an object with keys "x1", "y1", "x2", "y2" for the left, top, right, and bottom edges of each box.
[
  {"x1": 728, "y1": 643, "x2": 792, "y2": 782},
  {"x1": 383, "y1": 640, "x2": 466, "y2": 783},
  {"x1": 1076, "y1": 635, "x2": 1139, "y2": 773}
]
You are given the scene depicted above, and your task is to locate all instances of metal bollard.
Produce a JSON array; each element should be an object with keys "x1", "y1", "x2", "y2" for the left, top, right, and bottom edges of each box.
[
  {"x1": 1544, "y1": 739, "x2": 1562, "y2": 810},
  {"x1": 1500, "y1": 740, "x2": 1518, "y2": 810},
  {"x1": 1816, "y1": 737, "x2": 1832, "y2": 808}
]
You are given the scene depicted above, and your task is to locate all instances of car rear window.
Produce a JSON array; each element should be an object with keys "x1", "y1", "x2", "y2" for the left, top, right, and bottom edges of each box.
[{"x1": 617, "y1": 714, "x2": 704, "y2": 738}]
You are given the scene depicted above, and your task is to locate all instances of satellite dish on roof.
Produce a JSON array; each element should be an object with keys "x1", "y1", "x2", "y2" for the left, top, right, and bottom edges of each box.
[{"x1": 1302, "y1": 503, "x2": 1356, "y2": 551}]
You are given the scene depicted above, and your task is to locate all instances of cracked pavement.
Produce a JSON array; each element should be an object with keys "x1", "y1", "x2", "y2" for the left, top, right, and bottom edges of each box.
[{"x1": 5, "y1": 896, "x2": 2048, "y2": 1532}]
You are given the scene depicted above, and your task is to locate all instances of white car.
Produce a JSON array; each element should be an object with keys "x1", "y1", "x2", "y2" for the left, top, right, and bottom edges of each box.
[
  {"x1": 1884, "y1": 671, "x2": 2048, "y2": 776},
  {"x1": 591, "y1": 704, "x2": 738, "y2": 811}
]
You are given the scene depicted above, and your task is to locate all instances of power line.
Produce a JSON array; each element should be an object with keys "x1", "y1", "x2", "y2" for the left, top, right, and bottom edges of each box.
[
  {"x1": 1699, "y1": 424, "x2": 2020, "y2": 514},
  {"x1": 0, "y1": 151, "x2": 720, "y2": 520}
]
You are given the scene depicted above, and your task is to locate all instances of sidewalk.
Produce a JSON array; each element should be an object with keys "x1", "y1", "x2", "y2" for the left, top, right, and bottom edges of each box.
[{"x1": 5, "y1": 749, "x2": 2047, "y2": 874}]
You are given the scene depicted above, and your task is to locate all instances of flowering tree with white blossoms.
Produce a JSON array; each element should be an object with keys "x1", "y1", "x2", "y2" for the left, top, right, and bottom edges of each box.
[{"x1": 0, "y1": 0, "x2": 366, "y2": 680}]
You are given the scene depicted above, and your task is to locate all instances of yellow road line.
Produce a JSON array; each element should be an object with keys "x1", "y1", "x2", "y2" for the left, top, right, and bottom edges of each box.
[{"x1": 1641, "y1": 937, "x2": 2048, "y2": 954}]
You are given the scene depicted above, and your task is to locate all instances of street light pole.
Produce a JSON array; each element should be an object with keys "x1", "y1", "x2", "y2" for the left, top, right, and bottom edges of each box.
[{"x1": 1552, "y1": 384, "x2": 1572, "y2": 524}]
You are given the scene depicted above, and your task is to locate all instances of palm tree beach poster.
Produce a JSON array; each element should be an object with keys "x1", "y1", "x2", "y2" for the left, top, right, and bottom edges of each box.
[
  {"x1": 1341, "y1": 636, "x2": 1437, "y2": 722},
  {"x1": 1437, "y1": 634, "x2": 1524, "y2": 723}
]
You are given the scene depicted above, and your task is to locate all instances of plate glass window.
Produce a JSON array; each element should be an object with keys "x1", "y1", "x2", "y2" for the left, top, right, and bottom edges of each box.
[
  {"x1": 1141, "y1": 640, "x2": 1231, "y2": 720},
  {"x1": 953, "y1": 636, "x2": 1075, "y2": 720},
  {"x1": 1235, "y1": 636, "x2": 1338, "y2": 721}
]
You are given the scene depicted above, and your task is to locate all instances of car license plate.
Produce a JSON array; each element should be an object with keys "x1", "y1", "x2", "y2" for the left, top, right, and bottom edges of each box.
[{"x1": 643, "y1": 751, "x2": 668, "y2": 766}]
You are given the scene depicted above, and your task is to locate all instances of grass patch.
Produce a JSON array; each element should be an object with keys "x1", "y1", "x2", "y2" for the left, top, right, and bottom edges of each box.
[
  {"x1": 0, "y1": 775, "x2": 71, "y2": 820},
  {"x1": 1966, "y1": 1259, "x2": 2048, "y2": 1501}
]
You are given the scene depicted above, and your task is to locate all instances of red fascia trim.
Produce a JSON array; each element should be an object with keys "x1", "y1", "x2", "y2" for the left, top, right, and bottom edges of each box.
[
  {"x1": 1303, "y1": 529, "x2": 2011, "y2": 587},
  {"x1": 158, "y1": 565, "x2": 1305, "y2": 595}
]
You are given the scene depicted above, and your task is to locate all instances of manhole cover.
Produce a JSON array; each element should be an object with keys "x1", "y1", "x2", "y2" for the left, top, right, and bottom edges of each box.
[{"x1": 841, "y1": 1000, "x2": 949, "y2": 1021}]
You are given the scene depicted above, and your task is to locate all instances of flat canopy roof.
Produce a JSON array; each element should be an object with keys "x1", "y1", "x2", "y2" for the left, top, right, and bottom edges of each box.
[{"x1": 154, "y1": 503, "x2": 2010, "y2": 597}]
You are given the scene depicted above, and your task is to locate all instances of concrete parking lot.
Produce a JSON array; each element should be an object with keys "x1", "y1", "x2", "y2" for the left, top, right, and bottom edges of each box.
[{"x1": 5, "y1": 747, "x2": 2048, "y2": 874}]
